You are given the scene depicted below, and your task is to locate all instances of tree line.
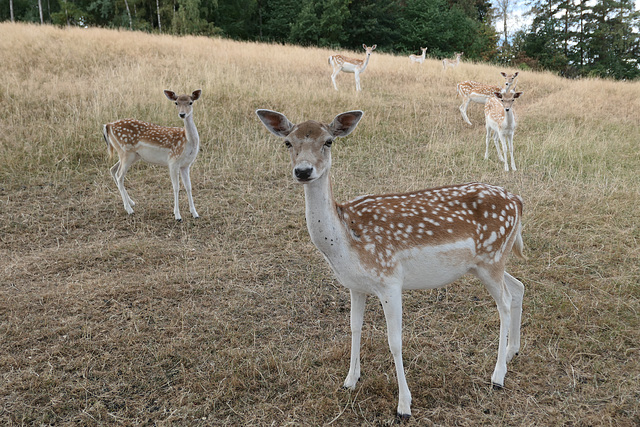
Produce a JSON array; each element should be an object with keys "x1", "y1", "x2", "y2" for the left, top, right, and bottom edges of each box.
[
  {"x1": 511, "y1": 0, "x2": 640, "y2": 79},
  {"x1": 3, "y1": 0, "x2": 639, "y2": 79}
]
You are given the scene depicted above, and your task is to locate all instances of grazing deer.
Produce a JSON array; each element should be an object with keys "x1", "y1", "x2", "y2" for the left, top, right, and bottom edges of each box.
[
  {"x1": 256, "y1": 109, "x2": 526, "y2": 419},
  {"x1": 484, "y1": 91, "x2": 523, "y2": 171},
  {"x1": 409, "y1": 47, "x2": 428, "y2": 64},
  {"x1": 457, "y1": 72, "x2": 519, "y2": 125},
  {"x1": 103, "y1": 89, "x2": 202, "y2": 221},
  {"x1": 328, "y1": 44, "x2": 377, "y2": 91},
  {"x1": 442, "y1": 52, "x2": 463, "y2": 70}
]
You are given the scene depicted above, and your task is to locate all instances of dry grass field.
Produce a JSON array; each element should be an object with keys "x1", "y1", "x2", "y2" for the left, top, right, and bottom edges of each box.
[{"x1": 1, "y1": 22, "x2": 639, "y2": 425}]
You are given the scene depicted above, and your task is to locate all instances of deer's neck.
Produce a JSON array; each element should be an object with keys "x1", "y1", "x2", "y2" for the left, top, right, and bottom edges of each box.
[
  {"x1": 183, "y1": 114, "x2": 200, "y2": 149},
  {"x1": 303, "y1": 170, "x2": 348, "y2": 258},
  {"x1": 503, "y1": 109, "x2": 516, "y2": 130},
  {"x1": 359, "y1": 53, "x2": 371, "y2": 72}
]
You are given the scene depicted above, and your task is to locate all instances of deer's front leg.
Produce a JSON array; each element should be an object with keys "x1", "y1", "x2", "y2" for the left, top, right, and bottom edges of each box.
[
  {"x1": 508, "y1": 134, "x2": 517, "y2": 171},
  {"x1": 344, "y1": 290, "x2": 366, "y2": 389},
  {"x1": 493, "y1": 132, "x2": 505, "y2": 162},
  {"x1": 499, "y1": 134, "x2": 510, "y2": 171},
  {"x1": 169, "y1": 163, "x2": 182, "y2": 221},
  {"x1": 484, "y1": 127, "x2": 492, "y2": 160},
  {"x1": 379, "y1": 287, "x2": 411, "y2": 419},
  {"x1": 331, "y1": 68, "x2": 340, "y2": 91},
  {"x1": 180, "y1": 166, "x2": 199, "y2": 218}
]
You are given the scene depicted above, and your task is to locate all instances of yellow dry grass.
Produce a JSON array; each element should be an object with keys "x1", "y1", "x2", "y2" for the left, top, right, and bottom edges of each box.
[{"x1": 1, "y1": 22, "x2": 639, "y2": 425}]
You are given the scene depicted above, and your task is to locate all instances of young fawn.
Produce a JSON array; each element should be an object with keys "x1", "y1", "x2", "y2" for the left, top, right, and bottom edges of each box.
[
  {"x1": 484, "y1": 91, "x2": 523, "y2": 171},
  {"x1": 103, "y1": 90, "x2": 202, "y2": 220},
  {"x1": 328, "y1": 44, "x2": 377, "y2": 91}
]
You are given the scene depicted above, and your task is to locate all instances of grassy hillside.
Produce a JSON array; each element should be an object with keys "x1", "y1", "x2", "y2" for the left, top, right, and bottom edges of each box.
[{"x1": 1, "y1": 22, "x2": 639, "y2": 425}]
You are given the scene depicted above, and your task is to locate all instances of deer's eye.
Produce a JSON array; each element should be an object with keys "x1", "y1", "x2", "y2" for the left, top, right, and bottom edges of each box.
[
  {"x1": 284, "y1": 141, "x2": 292, "y2": 148},
  {"x1": 324, "y1": 139, "x2": 333, "y2": 147},
  {"x1": 189, "y1": 102, "x2": 193, "y2": 105},
  {"x1": 175, "y1": 102, "x2": 178, "y2": 105}
]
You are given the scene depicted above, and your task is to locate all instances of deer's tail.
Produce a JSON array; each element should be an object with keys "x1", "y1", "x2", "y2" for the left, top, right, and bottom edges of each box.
[
  {"x1": 103, "y1": 124, "x2": 115, "y2": 158},
  {"x1": 512, "y1": 223, "x2": 527, "y2": 260}
]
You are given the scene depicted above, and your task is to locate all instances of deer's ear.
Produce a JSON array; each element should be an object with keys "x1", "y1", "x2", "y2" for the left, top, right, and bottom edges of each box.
[
  {"x1": 513, "y1": 92, "x2": 523, "y2": 99},
  {"x1": 329, "y1": 111, "x2": 363, "y2": 138},
  {"x1": 500, "y1": 72, "x2": 507, "y2": 78},
  {"x1": 494, "y1": 92, "x2": 503, "y2": 99},
  {"x1": 164, "y1": 90, "x2": 178, "y2": 101},
  {"x1": 256, "y1": 109, "x2": 294, "y2": 137},
  {"x1": 191, "y1": 89, "x2": 202, "y2": 101}
]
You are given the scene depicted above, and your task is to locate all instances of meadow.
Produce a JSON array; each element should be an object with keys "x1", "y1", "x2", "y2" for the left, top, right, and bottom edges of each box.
[{"x1": 0, "y1": 22, "x2": 639, "y2": 425}]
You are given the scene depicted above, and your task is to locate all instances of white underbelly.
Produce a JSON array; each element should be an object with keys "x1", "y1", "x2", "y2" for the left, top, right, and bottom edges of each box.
[
  {"x1": 469, "y1": 94, "x2": 490, "y2": 104},
  {"x1": 136, "y1": 143, "x2": 171, "y2": 165},
  {"x1": 398, "y1": 239, "x2": 476, "y2": 290},
  {"x1": 321, "y1": 238, "x2": 477, "y2": 294},
  {"x1": 340, "y1": 65, "x2": 357, "y2": 73}
]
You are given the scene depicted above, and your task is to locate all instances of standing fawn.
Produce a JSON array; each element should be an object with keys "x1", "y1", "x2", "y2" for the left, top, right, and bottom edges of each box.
[
  {"x1": 485, "y1": 91, "x2": 523, "y2": 171},
  {"x1": 442, "y1": 52, "x2": 463, "y2": 70},
  {"x1": 328, "y1": 44, "x2": 377, "y2": 91},
  {"x1": 103, "y1": 89, "x2": 202, "y2": 221},
  {"x1": 256, "y1": 109, "x2": 526, "y2": 419},
  {"x1": 409, "y1": 47, "x2": 428, "y2": 64},
  {"x1": 457, "y1": 72, "x2": 519, "y2": 125}
]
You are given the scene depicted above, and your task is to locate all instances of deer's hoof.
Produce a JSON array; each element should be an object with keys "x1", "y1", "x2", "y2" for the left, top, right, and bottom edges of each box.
[{"x1": 396, "y1": 413, "x2": 411, "y2": 423}]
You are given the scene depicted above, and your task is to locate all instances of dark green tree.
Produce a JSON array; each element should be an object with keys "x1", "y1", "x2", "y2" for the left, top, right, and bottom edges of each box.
[
  {"x1": 215, "y1": 0, "x2": 255, "y2": 39},
  {"x1": 585, "y1": 0, "x2": 640, "y2": 79},
  {"x1": 515, "y1": 0, "x2": 640, "y2": 79},
  {"x1": 172, "y1": 0, "x2": 217, "y2": 34},
  {"x1": 317, "y1": 0, "x2": 350, "y2": 47},
  {"x1": 396, "y1": 0, "x2": 494, "y2": 59},
  {"x1": 344, "y1": 0, "x2": 399, "y2": 51},
  {"x1": 260, "y1": 0, "x2": 301, "y2": 42},
  {"x1": 289, "y1": 0, "x2": 321, "y2": 45}
]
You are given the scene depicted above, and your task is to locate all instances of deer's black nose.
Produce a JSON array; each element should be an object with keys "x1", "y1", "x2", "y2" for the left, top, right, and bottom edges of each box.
[
  {"x1": 179, "y1": 113, "x2": 186, "y2": 119},
  {"x1": 294, "y1": 167, "x2": 313, "y2": 180}
]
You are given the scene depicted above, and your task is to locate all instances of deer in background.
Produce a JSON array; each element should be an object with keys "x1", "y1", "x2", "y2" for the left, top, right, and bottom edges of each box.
[
  {"x1": 328, "y1": 44, "x2": 377, "y2": 91},
  {"x1": 103, "y1": 89, "x2": 202, "y2": 221},
  {"x1": 442, "y1": 52, "x2": 463, "y2": 70},
  {"x1": 256, "y1": 108, "x2": 526, "y2": 420},
  {"x1": 409, "y1": 47, "x2": 428, "y2": 64},
  {"x1": 485, "y1": 91, "x2": 523, "y2": 171},
  {"x1": 457, "y1": 72, "x2": 519, "y2": 126}
]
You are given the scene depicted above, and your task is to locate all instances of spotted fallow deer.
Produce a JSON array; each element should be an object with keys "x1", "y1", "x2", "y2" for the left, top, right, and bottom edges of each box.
[
  {"x1": 409, "y1": 47, "x2": 427, "y2": 64},
  {"x1": 103, "y1": 90, "x2": 202, "y2": 221},
  {"x1": 442, "y1": 52, "x2": 463, "y2": 70},
  {"x1": 256, "y1": 109, "x2": 526, "y2": 420},
  {"x1": 457, "y1": 72, "x2": 519, "y2": 126},
  {"x1": 328, "y1": 44, "x2": 377, "y2": 91},
  {"x1": 485, "y1": 91, "x2": 523, "y2": 172}
]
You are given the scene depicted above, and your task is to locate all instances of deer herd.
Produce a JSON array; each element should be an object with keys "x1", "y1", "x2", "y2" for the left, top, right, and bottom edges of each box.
[{"x1": 103, "y1": 44, "x2": 526, "y2": 420}]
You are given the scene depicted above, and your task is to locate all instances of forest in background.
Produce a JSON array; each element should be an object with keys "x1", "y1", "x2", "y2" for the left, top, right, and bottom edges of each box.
[{"x1": 2, "y1": 0, "x2": 639, "y2": 79}]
